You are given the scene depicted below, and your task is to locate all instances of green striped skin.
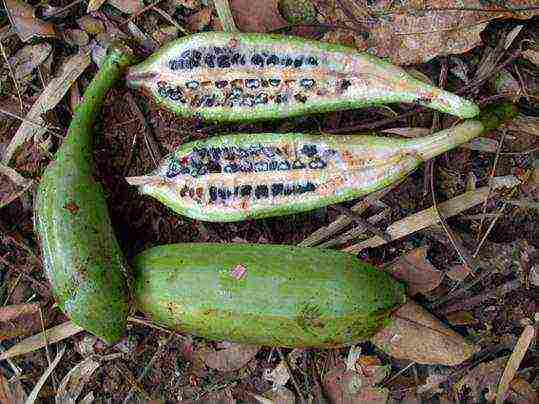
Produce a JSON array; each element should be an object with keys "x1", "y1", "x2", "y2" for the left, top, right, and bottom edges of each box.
[
  {"x1": 34, "y1": 44, "x2": 136, "y2": 344},
  {"x1": 126, "y1": 103, "x2": 516, "y2": 222},
  {"x1": 133, "y1": 243, "x2": 407, "y2": 348},
  {"x1": 126, "y1": 32, "x2": 479, "y2": 121}
]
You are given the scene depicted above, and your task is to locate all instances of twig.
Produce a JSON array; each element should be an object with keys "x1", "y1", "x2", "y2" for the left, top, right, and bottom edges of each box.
[
  {"x1": 332, "y1": 205, "x2": 392, "y2": 242},
  {"x1": 277, "y1": 348, "x2": 306, "y2": 404}
]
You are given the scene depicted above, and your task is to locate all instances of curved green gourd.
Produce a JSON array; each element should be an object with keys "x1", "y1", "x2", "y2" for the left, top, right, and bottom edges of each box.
[
  {"x1": 126, "y1": 31, "x2": 479, "y2": 121},
  {"x1": 34, "y1": 44, "x2": 137, "y2": 344},
  {"x1": 126, "y1": 103, "x2": 517, "y2": 222},
  {"x1": 132, "y1": 243, "x2": 407, "y2": 348}
]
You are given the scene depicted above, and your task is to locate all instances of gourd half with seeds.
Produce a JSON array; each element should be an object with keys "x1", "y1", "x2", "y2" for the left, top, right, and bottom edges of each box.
[
  {"x1": 126, "y1": 32, "x2": 479, "y2": 121},
  {"x1": 125, "y1": 103, "x2": 517, "y2": 222}
]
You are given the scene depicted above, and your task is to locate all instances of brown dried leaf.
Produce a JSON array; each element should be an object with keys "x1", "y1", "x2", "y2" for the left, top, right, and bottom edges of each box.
[
  {"x1": 323, "y1": 364, "x2": 389, "y2": 404},
  {"x1": 254, "y1": 386, "x2": 295, "y2": 404},
  {"x1": 107, "y1": 0, "x2": 144, "y2": 14},
  {"x1": 199, "y1": 343, "x2": 260, "y2": 371},
  {"x1": 0, "y1": 164, "x2": 33, "y2": 209},
  {"x1": 0, "y1": 373, "x2": 27, "y2": 403},
  {"x1": 56, "y1": 357, "x2": 100, "y2": 404},
  {"x1": 87, "y1": 0, "x2": 107, "y2": 13},
  {"x1": 186, "y1": 7, "x2": 214, "y2": 32},
  {"x1": 522, "y1": 49, "x2": 539, "y2": 66},
  {"x1": 0, "y1": 302, "x2": 39, "y2": 322},
  {"x1": 8, "y1": 43, "x2": 52, "y2": 80},
  {"x1": 0, "y1": 321, "x2": 83, "y2": 360},
  {"x1": 507, "y1": 377, "x2": 539, "y2": 404},
  {"x1": 445, "y1": 311, "x2": 476, "y2": 326},
  {"x1": 446, "y1": 264, "x2": 472, "y2": 282},
  {"x1": 4, "y1": 0, "x2": 57, "y2": 41},
  {"x1": 496, "y1": 325, "x2": 535, "y2": 404},
  {"x1": 461, "y1": 137, "x2": 499, "y2": 153},
  {"x1": 2, "y1": 50, "x2": 91, "y2": 165},
  {"x1": 315, "y1": 0, "x2": 539, "y2": 65},
  {"x1": 455, "y1": 356, "x2": 508, "y2": 401},
  {"x1": 355, "y1": 356, "x2": 389, "y2": 387},
  {"x1": 370, "y1": 301, "x2": 479, "y2": 366},
  {"x1": 385, "y1": 247, "x2": 443, "y2": 295},
  {"x1": 230, "y1": 0, "x2": 287, "y2": 32}
]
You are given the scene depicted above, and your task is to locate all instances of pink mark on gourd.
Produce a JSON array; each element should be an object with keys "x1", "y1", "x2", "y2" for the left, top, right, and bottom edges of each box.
[{"x1": 231, "y1": 264, "x2": 247, "y2": 280}]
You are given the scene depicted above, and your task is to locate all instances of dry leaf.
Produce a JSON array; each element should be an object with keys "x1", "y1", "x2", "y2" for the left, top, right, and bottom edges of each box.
[
  {"x1": 314, "y1": 0, "x2": 539, "y2": 65},
  {"x1": 8, "y1": 43, "x2": 52, "y2": 80},
  {"x1": 0, "y1": 321, "x2": 83, "y2": 361},
  {"x1": 507, "y1": 377, "x2": 539, "y2": 404},
  {"x1": 87, "y1": 0, "x2": 107, "y2": 13},
  {"x1": 461, "y1": 137, "x2": 499, "y2": 153},
  {"x1": 255, "y1": 386, "x2": 295, "y2": 404},
  {"x1": 385, "y1": 246, "x2": 443, "y2": 295},
  {"x1": 445, "y1": 311, "x2": 476, "y2": 326},
  {"x1": 522, "y1": 49, "x2": 539, "y2": 66},
  {"x1": 186, "y1": 7, "x2": 214, "y2": 32},
  {"x1": 107, "y1": 0, "x2": 144, "y2": 14},
  {"x1": 446, "y1": 264, "x2": 472, "y2": 282},
  {"x1": 2, "y1": 50, "x2": 91, "y2": 165},
  {"x1": 199, "y1": 343, "x2": 260, "y2": 371},
  {"x1": 76, "y1": 16, "x2": 106, "y2": 35},
  {"x1": 355, "y1": 356, "x2": 389, "y2": 386},
  {"x1": 323, "y1": 364, "x2": 389, "y2": 404},
  {"x1": 0, "y1": 302, "x2": 39, "y2": 322},
  {"x1": 26, "y1": 345, "x2": 66, "y2": 404},
  {"x1": 56, "y1": 357, "x2": 100, "y2": 404},
  {"x1": 203, "y1": 387, "x2": 235, "y2": 403},
  {"x1": 370, "y1": 301, "x2": 479, "y2": 366},
  {"x1": 63, "y1": 29, "x2": 90, "y2": 47},
  {"x1": 0, "y1": 374, "x2": 27, "y2": 403},
  {"x1": 230, "y1": 0, "x2": 287, "y2": 32},
  {"x1": 4, "y1": 0, "x2": 57, "y2": 41},
  {"x1": 455, "y1": 356, "x2": 508, "y2": 401},
  {"x1": 0, "y1": 164, "x2": 33, "y2": 209},
  {"x1": 344, "y1": 177, "x2": 521, "y2": 253},
  {"x1": 496, "y1": 325, "x2": 535, "y2": 404}
]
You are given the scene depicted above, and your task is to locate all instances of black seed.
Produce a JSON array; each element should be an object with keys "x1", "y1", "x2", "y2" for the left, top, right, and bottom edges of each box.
[
  {"x1": 186, "y1": 81, "x2": 199, "y2": 89},
  {"x1": 294, "y1": 57, "x2": 304, "y2": 68},
  {"x1": 269, "y1": 78, "x2": 281, "y2": 87},
  {"x1": 255, "y1": 185, "x2": 269, "y2": 199},
  {"x1": 188, "y1": 188, "x2": 195, "y2": 198},
  {"x1": 188, "y1": 58, "x2": 200, "y2": 68},
  {"x1": 267, "y1": 55, "x2": 279, "y2": 65},
  {"x1": 217, "y1": 55, "x2": 230, "y2": 68},
  {"x1": 166, "y1": 160, "x2": 181, "y2": 178},
  {"x1": 301, "y1": 144, "x2": 318, "y2": 157},
  {"x1": 215, "y1": 80, "x2": 228, "y2": 88},
  {"x1": 251, "y1": 54, "x2": 264, "y2": 67},
  {"x1": 309, "y1": 158, "x2": 327, "y2": 169},
  {"x1": 300, "y1": 78, "x2": 315, "y2": 89},
  {"x1": 283, "y1": 57, "x2": 293, "y2": 66},
  {"x1": 157, "y1": 86, "x2": 169, "y2": 97},
  {"x1": 231, "y1": 53, "x2": 241, "y2": 64},
  {"x1": 306, "y1": 56, "x2": 318, "y2": 66},
  {"x1": 204, "y1": 54, "x2": 215, "y2": 68},
  {"x1": 231, "y1": 87, "x2": 243, "y2": 97},
  {"x1": 294, "y1": 93, "x2": 308, "y2": 103},
  {"x1": 180, "y1": 166, "x2": 191, "y2": 175},
  {"x1": 284, "y1": 185, "x2": 293, "y2": 195},
  {"x1": 246, "y1": 79, "x2": 260, "y2": 89},
  {"x1": 242, "y1": 95, "x2": 255, "y2": 107},
  {"x1": 237, "y1": 148, "x2": 248, "y2": 158},
  {"x1": 192, "y1": 50, "x2": 202, "y2": 60},
  {"x1": 269, "y1": 161, "x2": 279, "y2": 170},
  {"x1": 213, "y1": 47, "x2": 225, "y2": 54},
  {"x1": 255, "y1": 161, "x2": 269, "y2": 171},
  {"x1": 263, "y1": 147, "x2": 275, "y2": 158},
  {"x1": 249, "y1": 144, "x2": 262, "y2": 154},
  {"x1": 207, "y1": 160, "x2": 221, "y2": 173},
  {"x1": 201, "y1": 95, "x2": 216, "y2": 107},
  {"x1": 341, "y1": 79, "x2": 351, "y2": 90},
  {"x1": 271, "y1": 183, "x2": 284, "y2": 196},
  {"x1": 224, "y1": 164, "x2": 239, "y2": 173},
  {"x1": 278, "y1": 161, "x2": 290, "y2": 170},
  {"x1": 274, "y1": 94, "x2": 287, "y2": 104},
  {"x1": 240, "y1": 185, "x2": 252, "y2": 197},
  {"x1": 179, "y1": 186, "x2": 188, "y2": 197},
  {"x1": 292, "y1": 160, "x2": 306, "y2": 169},
  {"x1": 196, "y1": 166, "x2": 207, "y2": 176},
  {"x1": 168, "y1": 87, "x2": 184, "y2": 101},
  {"x1": 209, "y1": 186, "x2": 218, "y2": 202},
  {"x1": 305, "y1": 182, "x2": 316, "y2": 192},
  {"x1": 239, "y1": 161, "x2": 253, "y2": 172},
  {"x1": 255, "y1": 93, "x2": 268, "y2": 104}
]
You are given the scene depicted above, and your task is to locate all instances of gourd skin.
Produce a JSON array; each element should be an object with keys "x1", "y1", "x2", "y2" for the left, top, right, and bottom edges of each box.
[
  {"x1": 34, "y1": 45, "x2": 136, "y2": 344},
  {"x1": 126, "y1": 32, "x2": 479, "y2": 121},
  {"x1": 133, "y1": 243, "x2": 407, "y2": 348}
]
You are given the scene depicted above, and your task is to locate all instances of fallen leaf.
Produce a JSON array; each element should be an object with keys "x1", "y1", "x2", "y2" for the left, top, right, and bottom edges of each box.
[
  {"x1": 385, "y1": 246, "x2": 443, "y2": 295},
  {"x1": 2, "y1": 50, "x2": 91, "y2": 164},
  {"x1": 107, "y1": 0, "x2": 144, "y2": 14},
  {"x1": 4, "y1": 0, "x2": 57, "y2": 41},
  {"x1": 355, "y1": 356, "x2": 389, "y2": 386},
  {"x1": 0, "y1": 374, "x2": 27, "y2": 403},
  {"x1": 446, "y1": 264, "x2": 472, "y2": 282},
  {"x1": 454, "y1": 356, "x2": 508, "y2": 402},
  {"x1": 87, "y1": 0, "x2": 107, "y2": 12},
  {"x1": 0, "y1": 321, "x2": 83, "y2": 360},
  {"x1": 0, "y1": 164, "x2": 33, "y2": 209},
  {"x1": 76, "y1": 16, "x2": 106, "y2": 35},
  {"x1": 203, "y1": 387, "x2": 235, "y2": 403},
  {"x1": 8, "y1": 43, "x2": 52, "y2": 80},
  {"x1": 63, "y1": 29, "x2": 90, "y2": 47},
  {"x1": 278, "y1": 0, "x2": 317, "y2": 24},
  {"x1": 461, "y1": 137, "x2": 499, "y2": 153},
  {"x1": 445, "y1": 311, "x2": 476, "y2": 326},
  {"x1": 0, "y1": 302, "x2": 39, "y2": 322},
  {"x1": 323, "y1": 364, "x2": 389, "y2": 404},
  {"x1": 199, "y1": 343, "x2": 260, "y2": 371},
  {"x1": 230, "y1": 0, "x2": 287, "y2": 32},
  {"x1": 264, "y1": 348, "x2": 304, "y2": 387},
  {"x1": 370, "y1": 301, "x2": 479, "y2": 366},
  {"x1": 26, "y1": 345, "x2": 66, "y2": 404},
  {"x1": 507, "y1": 377, "x2": 539, "y2": 404},
  {"x1": 185, "y1": 7, "x2": 213, "y2": 32},
  {"x1": 522, "y1": 49, "x2": 539, "y2": 66},
  {"x1": 314, "y1": 0, "x2": 539, "y2": 65},
  {"x1": 56, "y1": 357, "x2": 100, "y2": 404},
  {"x1": 496, "y1": 325, "x2": 535, "y2": 404}
]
